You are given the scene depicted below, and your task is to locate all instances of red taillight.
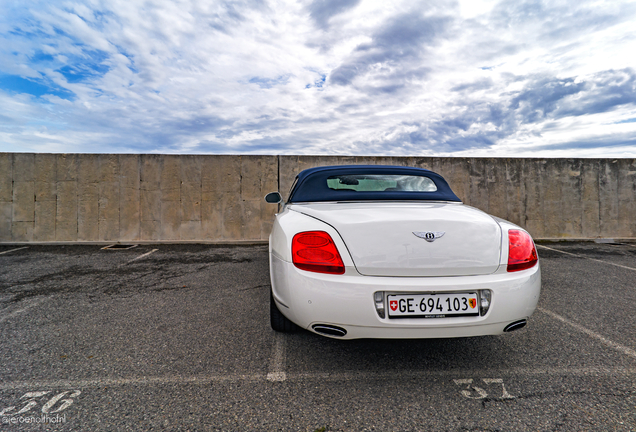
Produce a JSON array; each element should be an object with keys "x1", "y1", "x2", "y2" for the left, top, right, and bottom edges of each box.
[
  {"x1": 507, "y1": 229, "x2": 538, "y2": 272},
  {"x1": 292, "y1": 231, "x2": 345, "y2": 274}
]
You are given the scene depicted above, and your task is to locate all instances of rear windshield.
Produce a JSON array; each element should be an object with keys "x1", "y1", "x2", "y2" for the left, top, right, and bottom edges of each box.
[
  {"x1": 326, "y1": 174, "x2": 437, "y2": 192},
  {"x1": 287, "y1": 166, "x2": 462, "y2": 203}
]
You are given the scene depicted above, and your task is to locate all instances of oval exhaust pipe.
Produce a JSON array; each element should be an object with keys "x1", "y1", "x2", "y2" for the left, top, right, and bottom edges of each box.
[
  {"x1": 504, "y1": 319, "x2": 527, "y2": 332},
  {"x1": 312, "y1": 324, "x2": 347, "y2": 337}
]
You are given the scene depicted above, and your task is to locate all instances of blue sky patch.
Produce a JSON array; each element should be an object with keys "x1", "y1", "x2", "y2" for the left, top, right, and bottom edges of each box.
[
  {"x1": 0, "y1": 74, "x2": 74, "y2": 99},
  {"x1": 306, "y1": 74, "x2": 327, "y2": 89},
  {"x1": 249, "y1": 75, "x2": 290, "y2": 89},
  {"x1": 55, "y1": 49, "x2": 110, "y2": 83},
  {"x1": 30, "y1": 52, "x2": 55, "y2": 63},
  {"x1": 115, "y1": 48, "x2": 138, "y2": 73}
]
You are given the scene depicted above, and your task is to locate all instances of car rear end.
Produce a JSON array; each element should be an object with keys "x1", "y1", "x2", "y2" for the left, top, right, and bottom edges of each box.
[
  {"x1": 268, "y1": 165, "x2": 540, "y2": 339},
  {"x1": 269, "y1": 203, "x2": 540, "y2": 339}
]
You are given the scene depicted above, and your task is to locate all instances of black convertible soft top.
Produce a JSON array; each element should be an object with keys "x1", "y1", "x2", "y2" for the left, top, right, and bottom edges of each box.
[{"x1": 288, "y1": 165, "x2": 462, "y2": 203}]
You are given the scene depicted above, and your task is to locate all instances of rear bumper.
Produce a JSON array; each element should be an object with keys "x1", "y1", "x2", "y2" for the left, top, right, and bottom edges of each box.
[{"x1": 270, "y1": 254, "x2": 541, "y2": 340}]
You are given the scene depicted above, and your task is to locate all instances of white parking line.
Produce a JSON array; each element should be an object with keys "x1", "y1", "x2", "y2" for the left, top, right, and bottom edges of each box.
[
  {"x1": 0, "y1": 298, "x2": 45, "y2": 325},
  {"x1": 0, "y1": 374, "x2": 264, "y2": 391},
  {"x1": 266, "y1": 332, "x2": 287, "y2": 382},
  {"x1": 538, "y1": 307, "x2": 636, "y2": 360},
  {"x1": 537, "y1": 244, "x2": 636, "y2": 272},
  {"x1": 0, "y1": 247, "x2": 28, "y2": 255},
  {"x1": 127, "y1": 248, "x2": 158, "y2": 264},
  {"x1": 1, "y1": 367, "x2": 635, "y2": 390},
  {"x1": 286, "y1": 368, "x2": 636, "y2": 381}
]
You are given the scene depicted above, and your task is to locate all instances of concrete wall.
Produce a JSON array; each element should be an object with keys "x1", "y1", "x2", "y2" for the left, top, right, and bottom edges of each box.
[{"x1": 1, "y1": 153, "x2": 635, "y2": 243}]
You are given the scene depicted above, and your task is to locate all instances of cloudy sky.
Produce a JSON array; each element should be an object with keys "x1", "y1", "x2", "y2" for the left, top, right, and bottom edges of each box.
[{"x1": 1, "y1": 0, "x2": 636, "y2": 157}]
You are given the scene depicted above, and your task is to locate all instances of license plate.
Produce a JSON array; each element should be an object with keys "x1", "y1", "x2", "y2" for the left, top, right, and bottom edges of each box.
[{"x1": 387, "y1": 293, "x2": 479, "y2": 318}]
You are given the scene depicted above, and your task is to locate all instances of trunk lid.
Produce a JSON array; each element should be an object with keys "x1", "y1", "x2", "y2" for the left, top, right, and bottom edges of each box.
[{"x1": 291, "y1": 202, "x2": 502, "y2": 277}]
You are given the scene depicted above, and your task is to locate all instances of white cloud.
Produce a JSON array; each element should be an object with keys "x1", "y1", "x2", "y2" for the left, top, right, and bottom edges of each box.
[{"x1": 0, "y1": 0, "x2": 635, "y2": 156}]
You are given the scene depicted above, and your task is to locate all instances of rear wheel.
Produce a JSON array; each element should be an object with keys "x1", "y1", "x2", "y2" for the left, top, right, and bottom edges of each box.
[{"x1": 270, "y1": 292, "x2": 296, "y2": 332}]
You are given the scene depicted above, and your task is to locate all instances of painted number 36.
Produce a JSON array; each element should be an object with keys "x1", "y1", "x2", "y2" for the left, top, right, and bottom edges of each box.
[{"x1": 0, "y1": 391, "x2": 81, "y2": 416}]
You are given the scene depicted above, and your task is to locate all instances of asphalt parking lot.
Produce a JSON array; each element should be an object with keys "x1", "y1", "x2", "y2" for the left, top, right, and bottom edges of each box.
[{"x1": 0, "y1": 242, "x2": 635, "y2": 431}]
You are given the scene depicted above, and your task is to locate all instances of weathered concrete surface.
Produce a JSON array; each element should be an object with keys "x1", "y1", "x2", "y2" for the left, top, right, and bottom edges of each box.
[
  {"x1": 56, "y1": 180, "x2": 78, "y2": 241},
  {"x1": 33, "y1": 154, "x2": 57, "y2": 242},
  {"x1": 34, "y1": 200, "x2": 56, "y2": 242},
  {"x1": 0, "y1": 154, "x2": 11, "y2": 241},
  {"x1": 180, "y1": 156, "x2": 201, "y2": 241},
  {"x1": 119, "y1": 154, "x2": 140, "y2": 241},
  {"x1": 11, "y1": 154, "x2": 35, "y2": 234},
  {"x1": 78, "y1": 155, "x2": 99, "y2": 241},
  {"x1": 140, "y1": 155, "x2": 161, "y2": 241},
  {"x1": 0, "y1": 153, "x2": 12, "y2": 203},
  {"x1": 12, "y1": 181, "x2": 34, "y2": 223},
  {"x1": 1, "y1": 154, "x2": 635, "y2": 243}
]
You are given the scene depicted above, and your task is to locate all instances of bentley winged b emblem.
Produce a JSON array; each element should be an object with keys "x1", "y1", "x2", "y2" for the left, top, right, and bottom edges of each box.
[{"x1": 413, "y1": 231, "x2": 445, "y2": 242}]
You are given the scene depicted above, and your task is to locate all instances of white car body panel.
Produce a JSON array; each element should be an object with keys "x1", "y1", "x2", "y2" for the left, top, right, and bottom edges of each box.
[
  {"x1": 292, "y1": 202, "x2": 502, "y2": 277},
  {"x1": 270, "y1": 254, "x2": 540, "y2": 339},
  {"x1": 269, "y1": 201, "x2": 541, "y2": 339}
]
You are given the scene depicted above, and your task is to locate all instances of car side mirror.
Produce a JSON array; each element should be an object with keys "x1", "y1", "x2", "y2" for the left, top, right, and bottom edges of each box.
[{"x1": 264, "y1": 192, "x2": 282, "y2": 204}]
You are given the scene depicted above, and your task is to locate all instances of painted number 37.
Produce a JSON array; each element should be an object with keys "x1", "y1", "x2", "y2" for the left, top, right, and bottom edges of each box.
[
  {"x1": 0, "y1": 391, "x2": 81, "y2": 416},
  {"x1": 454, "y1": 378, "x2": 514, "y2": 399}
]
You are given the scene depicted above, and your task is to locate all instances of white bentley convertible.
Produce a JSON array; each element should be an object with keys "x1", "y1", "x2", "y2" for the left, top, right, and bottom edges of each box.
[{"x1": 265, "y1": 165, "x2": 540, "y2": 339}]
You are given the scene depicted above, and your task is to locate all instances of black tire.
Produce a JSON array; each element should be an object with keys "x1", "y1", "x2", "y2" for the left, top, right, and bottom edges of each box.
[{"x1": 270, "y1": 292, "x2": 296, "y2": 332}]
